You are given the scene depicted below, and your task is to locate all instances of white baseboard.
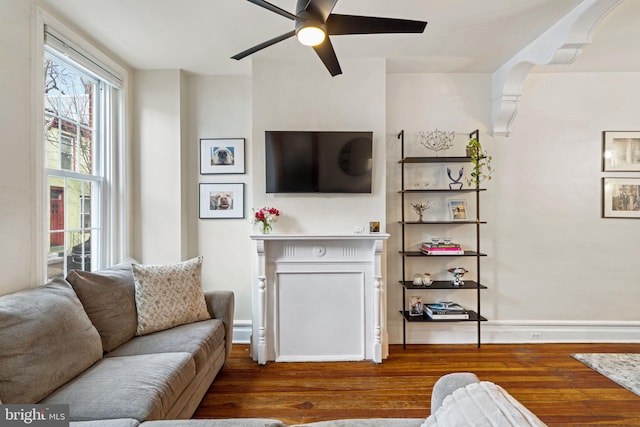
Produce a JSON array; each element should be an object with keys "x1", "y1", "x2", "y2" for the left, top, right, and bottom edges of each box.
[
  {"x1": 233, "y1": 320, "x2": 640, "y2": 345},
  {"x1": 232, "y1": 320, "x2": 252, "y2": 344},
  {"x1": 388, "y1": 319, "x2": 640, "y2": 344}
]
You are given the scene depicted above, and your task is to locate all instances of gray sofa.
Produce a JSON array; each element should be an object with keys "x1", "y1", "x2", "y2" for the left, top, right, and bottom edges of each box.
[
  {"x1": 0, "y1": 261, "x2": 544, "y2": 426},
  {"x1": 68, "y1": 372, "x2": 545, "y2": 427},
  {"x1": 0, "y1": 260, "x2": 234, "y2": 423}
]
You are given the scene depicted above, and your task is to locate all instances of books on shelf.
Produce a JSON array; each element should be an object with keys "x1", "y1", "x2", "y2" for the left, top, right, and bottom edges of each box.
[
  {"x1": 424, "y1": 302, "x2": 470, "y2": 320},
  {"x1": 420, "y1": 242, "x2": 464, "y2": 255}
]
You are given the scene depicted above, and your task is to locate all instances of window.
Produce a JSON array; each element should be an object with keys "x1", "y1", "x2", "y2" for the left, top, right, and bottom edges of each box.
[{"x1": 43, "y1": 25, "x2": 125, "y2": 280}]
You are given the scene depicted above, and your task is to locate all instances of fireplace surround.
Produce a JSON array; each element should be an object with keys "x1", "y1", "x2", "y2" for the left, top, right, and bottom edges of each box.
[{"x1": 250, "y1": 233, "x2": 390, "y2": 364}]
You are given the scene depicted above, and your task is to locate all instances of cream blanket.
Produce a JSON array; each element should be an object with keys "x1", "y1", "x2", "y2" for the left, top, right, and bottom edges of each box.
[{"x1": 422, "y1": 381, "x2": 547, "y2": 427}]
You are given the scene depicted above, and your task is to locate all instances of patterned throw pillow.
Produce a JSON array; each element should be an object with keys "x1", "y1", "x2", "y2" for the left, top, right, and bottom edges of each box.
[{"x1": 132, "y1": 256, "x2": 211, "y2": 336}]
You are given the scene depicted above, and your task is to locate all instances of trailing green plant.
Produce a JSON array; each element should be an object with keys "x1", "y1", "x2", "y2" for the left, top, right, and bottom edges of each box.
[{"x1": 465, "y1": 138, "x2": 493, "y2": 187}]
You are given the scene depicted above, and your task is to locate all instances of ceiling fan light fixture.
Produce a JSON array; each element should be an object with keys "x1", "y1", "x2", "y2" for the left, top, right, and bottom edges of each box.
[
  {"x1": 295, "y1": 11, "x2": 327, "y2": 46},
  {"x1": 296, "y1": 24, "x2": 326, "y2": 46},
  {"x1": 296, "y1": 25, "x2": 327, "y2": 46}
]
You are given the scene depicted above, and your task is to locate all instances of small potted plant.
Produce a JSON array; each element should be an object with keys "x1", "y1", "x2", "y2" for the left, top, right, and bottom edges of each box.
[{"x1": 465, "y1": 137, "x2": 493, "y2": 187}]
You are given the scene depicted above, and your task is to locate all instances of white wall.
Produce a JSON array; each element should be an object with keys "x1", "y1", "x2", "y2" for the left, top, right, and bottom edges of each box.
[
  {"x1": 0, "y1": 0, "x2": 35, "y2": 295},
  {"x1": 132, "y1": 71, "x2": 256, "y2": 324},
  {"x1": 503, "y1": 72, "x2": 640, "y2": 320},
  {"x1": 185, "y1": 75, "x2": 253, "y2": 322},
  {"x1": 386, "y1": 72, "x2": 640, "y2": 344},
  {"x1": 132, "y1": 70, "x2": 185, "y2": 263},
  {"x1": 251, "y1": 58, "x2": 387, "y2": 233}
]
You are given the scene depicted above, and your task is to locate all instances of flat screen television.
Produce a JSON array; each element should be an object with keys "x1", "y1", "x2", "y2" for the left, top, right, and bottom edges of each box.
[{"x1": 265, "y1": 131, "x2": 373, "y2": 193}]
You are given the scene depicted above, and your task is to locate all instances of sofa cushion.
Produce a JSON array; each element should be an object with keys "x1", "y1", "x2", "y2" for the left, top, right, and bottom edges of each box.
[
  {"x1": 106, "y1": 318, "x2": 225, "y2": 373},
  {"x1": 0, "y1": 278, "x2": 103, "y2": 403},
  {"x1": 70, "y1": 420, "x2": 140, "y2": 427},
  {"x1": 290, "y1": 420, "x2": 424, "y2": 427},
  {"x1": 143, "y1": 420, "x2": 287, "y2": 427},
  {"x1": 422, "y1": 381, "x2": 546, "y2": 427},
  {"x1": 67, "y1": 261, "x2": 138, "y2": 352},
  {"x1": 133, "y1": 256, "x2": 211, "y2": 336},
  {"x1": 41, "y1": 353, "x2": 195, "y2": 422}
]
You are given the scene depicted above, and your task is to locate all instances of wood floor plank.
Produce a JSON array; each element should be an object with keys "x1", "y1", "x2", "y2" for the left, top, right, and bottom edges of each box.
[{"x1": 194, "y1": 343, "x2": 640, "y2": 426}]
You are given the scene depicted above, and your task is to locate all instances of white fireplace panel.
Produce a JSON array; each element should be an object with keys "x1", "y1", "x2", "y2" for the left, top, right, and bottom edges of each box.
[{"x1": 276, "y1": 272, "x2": 365, "y2": 362}]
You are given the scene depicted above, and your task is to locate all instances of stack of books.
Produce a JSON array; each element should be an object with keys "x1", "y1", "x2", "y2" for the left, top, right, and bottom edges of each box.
[
  {"x1": 424, "y1": 301, "x2": 470, "y2": 319},
  {"x1": 420, "y1": 242, "x2": 464, "y2": 255}
]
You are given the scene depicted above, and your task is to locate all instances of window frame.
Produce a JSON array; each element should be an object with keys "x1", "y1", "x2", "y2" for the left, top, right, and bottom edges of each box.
[{"x1": 34, "y1": 8, "x2": 129, "y2": 283}]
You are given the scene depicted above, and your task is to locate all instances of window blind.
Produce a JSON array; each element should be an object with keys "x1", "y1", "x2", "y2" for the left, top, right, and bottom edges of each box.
[{"x1": 44, "y1": 25, "x2": 123, "y2": 89}]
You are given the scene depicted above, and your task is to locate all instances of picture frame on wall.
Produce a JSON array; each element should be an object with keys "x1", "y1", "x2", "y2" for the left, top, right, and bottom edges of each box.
[
  {"x1": 448, "y1": 200, "x2": 468, "y2": 221},
  {"x1": 200, "y1": 138, "x2": 245, "y2": 174},
  {"x1": 602, "y1": 177, "x2": 640, "y2": 219},
  {"x1": 199, "y1": 183, "x2": 245, "y2": 219},
  {"x1": 602, "y1": 131, "x2": 640, "y2": 172}
]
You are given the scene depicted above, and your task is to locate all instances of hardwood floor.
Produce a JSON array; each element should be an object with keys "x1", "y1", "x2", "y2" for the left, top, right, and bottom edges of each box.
[{"x1": 194, "y1": 343, "x2": 640, "y2": 426}]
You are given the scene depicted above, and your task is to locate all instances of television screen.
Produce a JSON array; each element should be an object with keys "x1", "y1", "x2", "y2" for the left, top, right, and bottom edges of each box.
[{"x1": 265, "y1": 131, "x2": 373, "y2": 193}]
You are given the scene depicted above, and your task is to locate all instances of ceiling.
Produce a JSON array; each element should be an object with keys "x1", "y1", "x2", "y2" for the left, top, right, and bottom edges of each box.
[{"x1": 37, "y1": 0, "x2": 639, "y2": 75}]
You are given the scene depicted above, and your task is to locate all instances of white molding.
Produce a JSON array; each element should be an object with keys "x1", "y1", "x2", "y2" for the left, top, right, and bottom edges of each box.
[
  {"x1": 232, "y1": 320, "x2": 252, "y2": 344},
  {"x1": 389, "y1": 319, "x2": 640, "y2": 344},
  {"x1": 32, "y1": 4, "x2": 46, "y2": 286},
  {"x1": 239, "y1": 320, "x2": 640, "y2": 345},
  {"x1": 491, "y1": 0, "x2": 622, "y2": 137}
]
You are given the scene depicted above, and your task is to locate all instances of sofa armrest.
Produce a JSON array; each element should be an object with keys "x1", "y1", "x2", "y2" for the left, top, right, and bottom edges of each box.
[
  {"x1": 204, "y1": 290, "x2": 234, "y2": 363},
  {"x1": 430, "y1": 372, "x2": 480, "y2": 414}
]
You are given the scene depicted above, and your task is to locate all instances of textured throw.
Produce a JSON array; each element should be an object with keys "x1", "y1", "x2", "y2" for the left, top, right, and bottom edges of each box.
[
  {"x1": 422, "y1": 381, "x2": 546, "y2": 427},
  {"x1": 572, "y1": 353, "x2": 640, "y2": 397}
]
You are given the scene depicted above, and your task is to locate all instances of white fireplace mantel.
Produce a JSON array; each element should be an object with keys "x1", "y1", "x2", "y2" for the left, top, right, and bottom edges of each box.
[{"x1": 250, "y1": 232, "x2": 390, "y2": 364}]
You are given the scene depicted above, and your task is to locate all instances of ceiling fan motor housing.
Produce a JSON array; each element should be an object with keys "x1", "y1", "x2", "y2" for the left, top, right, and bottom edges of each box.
[{"x1": 294, "y1": 11, "x2": 327, "y2": 35}]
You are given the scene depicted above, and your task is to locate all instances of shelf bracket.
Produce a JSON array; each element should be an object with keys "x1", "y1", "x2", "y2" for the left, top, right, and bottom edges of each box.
[{"x1": 491, "y1": 0, "x2": 622, "y2": 137}]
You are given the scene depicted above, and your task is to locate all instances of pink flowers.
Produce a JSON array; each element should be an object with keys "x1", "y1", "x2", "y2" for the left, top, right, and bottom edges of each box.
[{"x1": 253, "y1": 207, "x2": 280, "y2": 233}]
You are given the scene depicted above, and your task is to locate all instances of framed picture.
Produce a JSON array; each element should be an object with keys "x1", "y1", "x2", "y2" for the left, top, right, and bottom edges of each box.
[
  {"x1": 199, "y1": 183, "x2": 245, "y2": 219},
  {"x1": 448, "y1": 200, "x2": 468, "y2": 221},
  {"x1": 200, "y1": 138, "x2": 245, "y2": 174},
  {"x1": 602, "y1": 178, "x2": 640, "y2": 219},
  {"x1": 602, "y1": 131, "x2": 640, "y2": 172},
  {"x1": 409, "y1": 296, "x2": 423, "y2": 316}
]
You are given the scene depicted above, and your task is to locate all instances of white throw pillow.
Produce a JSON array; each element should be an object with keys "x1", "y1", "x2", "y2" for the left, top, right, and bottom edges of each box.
[{"x1": 132, "y1": 256, "x2": 211, "y2": 336}]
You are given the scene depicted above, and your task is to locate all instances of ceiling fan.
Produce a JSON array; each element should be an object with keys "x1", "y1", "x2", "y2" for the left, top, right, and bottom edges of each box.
[{"x1": 231, "y1": 0, "x2": 428, "y2": 76}]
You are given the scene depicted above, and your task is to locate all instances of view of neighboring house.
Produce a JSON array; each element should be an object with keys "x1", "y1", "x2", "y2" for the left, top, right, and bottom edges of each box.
[{"x1": 44, "y1": 55, "x2": 96, "y2": 278}]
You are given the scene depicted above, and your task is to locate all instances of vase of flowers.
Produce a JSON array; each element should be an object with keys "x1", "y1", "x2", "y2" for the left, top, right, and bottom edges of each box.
[{"x1": 253, "y1": 207, "x2": 280, "y2": 234}]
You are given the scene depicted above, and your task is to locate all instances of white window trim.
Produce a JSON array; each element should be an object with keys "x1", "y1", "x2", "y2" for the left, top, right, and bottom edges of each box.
[{"x1": 33, "y1": 6, "x2": 131, "y2": 283}]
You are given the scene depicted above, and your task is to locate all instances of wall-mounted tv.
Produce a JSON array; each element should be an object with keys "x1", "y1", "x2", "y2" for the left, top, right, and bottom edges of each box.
[{"x1": 265, "y1": 131, "x2": 373, "y2": 193}]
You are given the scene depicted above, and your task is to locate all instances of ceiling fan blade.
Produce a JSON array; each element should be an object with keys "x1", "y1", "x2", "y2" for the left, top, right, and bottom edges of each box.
[
  {"x1": 247, "y1": 0, "x2": 298, "y2": 20},
  {"x1": 313, "y1": 37, "x2": 342, "y2": 76},
  {"x1": 301, "y1": 0, "x2": 339, "y2": 21},
  {"x1": 231, "y1": 30, "x2": 296, "y2": 60},
  {"x1": 326, "y1": 14, "x2": 427, "y2": 35}
]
